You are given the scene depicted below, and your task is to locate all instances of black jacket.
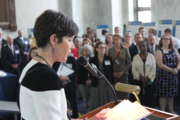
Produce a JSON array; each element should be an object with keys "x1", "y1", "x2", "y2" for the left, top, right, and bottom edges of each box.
[
  {"x1": 129, "y1": 43, "x2": 139, "y2": 60},
  {"x1": 89, "y1": 55, "x2": 114, "y2": 87},
  {"x1": 76, "y1": 57, "x2": 90, "y2": 84},
  {"x1": 1, "y1": 44, "x2": 21, "y2": 73},
  {"x1": 14, "y1": 37, "x2": 30, "y2": 53}
]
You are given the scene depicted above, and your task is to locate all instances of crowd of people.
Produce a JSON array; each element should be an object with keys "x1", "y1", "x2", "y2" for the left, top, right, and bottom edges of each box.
[{"x1": 0, "y1": 24, "x2": 180, "y2": 117}]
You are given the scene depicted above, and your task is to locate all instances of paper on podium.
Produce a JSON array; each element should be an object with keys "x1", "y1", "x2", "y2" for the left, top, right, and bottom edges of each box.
[
  {"x1": 57, "y1": 64, "x2": 74, "y2": 76},
  {"x1": 105, "y1": 100, "x2": 151, "y2": 120}
]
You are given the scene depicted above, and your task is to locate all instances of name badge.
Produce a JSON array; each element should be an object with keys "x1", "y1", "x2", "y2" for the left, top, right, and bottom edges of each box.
[
  {"x1": 114, "y1": 59, "x2": 120, "y2": 65},
  {"x1": 15, "y1": 50, "x2": 20, "y2": 54},
  {"x1": 105, "y1": 60, "x2": 111, "y2": 65},
  {"x1": 24, "y1": 41, "x2": 28, "y2": 45},
  {"x1": 66, "y1": 64, "x2": 72, "y2": 68}
]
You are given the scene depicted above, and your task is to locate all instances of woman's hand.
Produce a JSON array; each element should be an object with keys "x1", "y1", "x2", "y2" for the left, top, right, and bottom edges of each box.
[
  {"x1": 59, "y1": 76, "x2": 70, "y2": 81},
  {"x1": 92, "y1": 108, "x2": 110, "y2": 120},
  {"x1": 171, "y1": 68, "x2": 178, "y2": 75}
]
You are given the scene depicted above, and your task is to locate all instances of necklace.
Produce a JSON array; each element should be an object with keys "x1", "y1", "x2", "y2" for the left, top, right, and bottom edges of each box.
[{"x1": 35, "y1": 54, "x2": 51, "y2": 67}]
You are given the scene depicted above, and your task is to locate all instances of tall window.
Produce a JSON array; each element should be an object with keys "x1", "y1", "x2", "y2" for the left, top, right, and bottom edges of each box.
[
  {"x1": 136, "y1": 0, "x2": 151, "y2": 23},
  {"x1": 128, "y1": 0, "x2": 134, "y2": 21}
]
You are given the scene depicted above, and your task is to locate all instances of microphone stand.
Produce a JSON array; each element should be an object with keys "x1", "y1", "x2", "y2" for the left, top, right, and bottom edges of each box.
[{"x1": 93, "y1": 67, "x2": 119, "y2": 104}]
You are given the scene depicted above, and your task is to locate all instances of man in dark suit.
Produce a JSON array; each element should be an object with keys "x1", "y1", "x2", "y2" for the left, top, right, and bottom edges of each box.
[
  {"x1": 1, "y1": 35, "x2": 21, "y2": 75},
  {"x1": 147, "y1": 35, "x2": 158, "y2": 55},
  {"x1": 14, "y1": 30, "x2": 30, "y2": 69},
  {"x1": 129, "y1": 33, "x2": 144, "y2": 60},
  {"x1": 0, "y1": 29, "x2": 7, "y2": 69}
]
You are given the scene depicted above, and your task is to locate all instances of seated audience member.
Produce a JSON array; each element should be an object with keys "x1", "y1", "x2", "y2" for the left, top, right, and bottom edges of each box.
[
  {"x1": 89, "y1": 42, "x2": 114, "y2": 110},
  {"x1": 147, "y1": 35, "x2": 158, "y2": 55},
  {"x1": 132, "y1": 41, "x2": 156, "y2": 106},
  {"x1": 14, "y1": 30, "x2": 30, "y2": 69},
  {"x1": 1, "y1": 35, "x2": 21, "y2": 75},
  {"x1": 155, "y1": 35, "x2": 180, "y2": 113}
]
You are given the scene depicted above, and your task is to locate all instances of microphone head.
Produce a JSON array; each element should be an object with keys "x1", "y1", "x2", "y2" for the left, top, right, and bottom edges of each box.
[{"x1": 78, "y1": 56, "x2": 88, "y2": 66}]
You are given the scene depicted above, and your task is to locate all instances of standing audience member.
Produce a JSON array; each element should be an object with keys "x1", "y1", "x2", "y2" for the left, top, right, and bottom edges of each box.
[
  {"x1": 164, "y1": 28, "x2": 180, "y2": 51},
  {"x1": 129, "y1": 33, "x2": 144, "y2": 60},
  {"x1": 1, "y1": 35, "x2": 21, "y2": 75},
  {"x1": 155, "y1": 35, "x2": 180, "y2": 113},
  {"x1": 14, "y1": 30, "x2": 30, "y2": 69},
  {"x1": 76, "y1": 45, "x2": 93, "y2": 108},
  {"x1": 71, "y1": 36, "x2": 82, "y2": 59},
  {"x1": 114, "y1": 26, "x2": 121, "y2": 36},
  {"x1": 108, "y1": 35, "x2": 131, "y2": 99},
  {"x1": 89, "y1": 42, "x2": 114, "y2": 110},
  {"x1": 101, "y1": 29, "x2": 108, "y2": 43},
  {"x1": 0, "y1": 29, "x2": 7, "y2": 68},
  {"x1": 132, "y1": 41, "x2": 156, "y2": 106},
  {"x1": 138, "y1": 26, "x2": 145, "y2": 38},
  {"x1": 123, "y1": 32, "x2": 133, "y2": 49},
  {"x1": 105, "y1": 34, "x2": 113, "y2": 55},
  {"x1": 147, "y1": 35, "x2": 158, "y2": 55},
  {"x1": 148, "y1": 28, "x2": 159, "y2": 44}
]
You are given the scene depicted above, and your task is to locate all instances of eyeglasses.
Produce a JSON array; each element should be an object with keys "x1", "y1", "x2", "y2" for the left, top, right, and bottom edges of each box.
[
  {"x1": 98, "y1": 46, "x2": 106, "y2": 49},
  {"x1": 162, "y1": 38, "x2": 171, "y2": 40}
]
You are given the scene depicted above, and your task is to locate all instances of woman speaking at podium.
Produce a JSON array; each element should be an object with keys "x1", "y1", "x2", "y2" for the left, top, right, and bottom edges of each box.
[{"x1": 19, "y1": 10, "x2": 108, "y2": 120}]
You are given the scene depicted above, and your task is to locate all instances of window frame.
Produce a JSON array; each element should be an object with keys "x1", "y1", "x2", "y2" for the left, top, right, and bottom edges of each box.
[
  {"x1": 135, "y1": 0, "x2": 152, "y2": 22},
  {"x1": 0, "y1": 0, "x2": 17, "y2": 31}
]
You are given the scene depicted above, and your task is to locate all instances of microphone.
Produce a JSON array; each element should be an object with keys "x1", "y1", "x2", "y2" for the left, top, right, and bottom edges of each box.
[
  {"x1": 77, "y1": 56, "x2": 99, "y2": 78},
  {"x1": 78, "y1": 56, "x2": 118, "y2": 103}
]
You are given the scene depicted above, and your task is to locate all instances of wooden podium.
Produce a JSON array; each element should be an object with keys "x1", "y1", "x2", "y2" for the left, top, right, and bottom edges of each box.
[{"x1": 80, "y1": 101, "x2": 180, "y2": 120}]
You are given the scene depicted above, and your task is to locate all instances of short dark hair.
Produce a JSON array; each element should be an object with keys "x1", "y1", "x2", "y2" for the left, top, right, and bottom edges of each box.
[
  {"x1": 164, "y1": 28, "x2": 171, "y2": 34},
  {"x1": 102, "y1": 29, "x2": 108, "y2": 35},
  {"x1": 138, "y1": 26, "x2": 144, "y2": 31},
  {"x1": 34, "y1": 10, "x2": 79, "y2": 48}
]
